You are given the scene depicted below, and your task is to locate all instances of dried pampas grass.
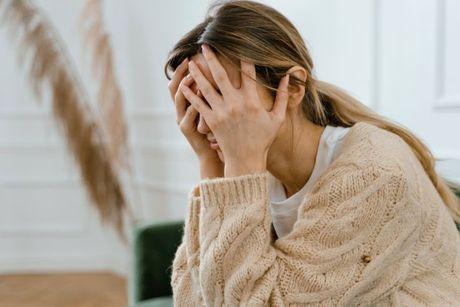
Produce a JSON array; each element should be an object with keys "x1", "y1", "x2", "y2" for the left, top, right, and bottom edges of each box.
[
  {"x1": 79, "y1": 0, "x2": 130, "y2": 171},
  {"x1": 0, "y1": 0, "x2": 129, "y2": 241}
]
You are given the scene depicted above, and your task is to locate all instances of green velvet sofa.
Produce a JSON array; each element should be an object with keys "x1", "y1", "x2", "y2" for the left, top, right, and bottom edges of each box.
[
  {"x1": 129, "y1": 188, "x2": 460, "y2": 307},
  {"x1": 130, "y1": 220, "x2": 184, "y2": 307}
]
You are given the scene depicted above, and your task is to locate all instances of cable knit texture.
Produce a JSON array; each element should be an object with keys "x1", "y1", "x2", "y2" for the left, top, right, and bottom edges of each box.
[{"x1": 170, "y1": 121, "x2": 460, "y2": 306}]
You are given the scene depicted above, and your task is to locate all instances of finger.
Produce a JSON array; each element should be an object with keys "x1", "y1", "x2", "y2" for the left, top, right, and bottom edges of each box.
[
  {"x1": 168, "y1": 58, "x2": 189, "y2": 101},
  {"x1": 196, "y1": 89, "x2": 212, "y2": 109},
  {"x1": 271, "y1": 74, "x2": 290, "y2": 120},
  {"x1": 201, "y1": 44, "x2": 234, "y2": 96},
  {"x1": 180, "y1": 104, "x2": 199, "y2": 132},
  {"x1": 240, "y1": 59, "x2": 257, "y2": 92},
  {"x1": 179, "y1": 81, "x2": 213, "y2": 120},
  {"x1": 174, "y1": 73, "x2": 194, "y2": 124},
  {"x1": 188, "y1": 60, "x2": 222, "y2": 107}
]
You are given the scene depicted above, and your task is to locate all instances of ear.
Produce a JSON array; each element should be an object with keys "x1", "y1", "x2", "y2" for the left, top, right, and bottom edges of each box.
[{"x1": 285, "y1": 65, "x2": 307, "y2": 108}]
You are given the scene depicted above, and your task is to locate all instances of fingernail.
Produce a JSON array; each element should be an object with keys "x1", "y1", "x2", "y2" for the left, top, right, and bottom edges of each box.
[
  {"x1": 201, "y1": 44, "x2": 208, "y2": 53},
  {"x1": 188, "y1": 60, "x2": 195, "y2": 70}
]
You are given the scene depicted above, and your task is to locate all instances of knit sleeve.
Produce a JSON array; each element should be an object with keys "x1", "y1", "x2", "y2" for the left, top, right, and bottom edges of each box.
[
  {"x1": 171, "y1": 183, "x2": 204, "y2": 306},
  {"x1": 196, "y1": 165, "x2": 423, "y2": 306}
]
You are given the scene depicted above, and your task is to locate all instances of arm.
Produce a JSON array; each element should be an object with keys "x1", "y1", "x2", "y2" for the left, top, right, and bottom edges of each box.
[
  {"x1": 171, "y1": 184, "x2": 204, "y2": 306},
  {"x1": 170, "y1": 157, "x2": 223, "y2": 306},
  {"x1": 196, "y1": 164, "x2": 422, "y2": 306}
]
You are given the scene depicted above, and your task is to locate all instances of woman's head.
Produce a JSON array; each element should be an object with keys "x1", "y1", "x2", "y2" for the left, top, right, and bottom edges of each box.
[
  {"x1": 164, "y1": 0, "x2": 328, "y2": 123},
  {"x1": 184, "y1": 50, "x2": 294, "y2": 162},
  {"x1": 164, "y1": 0, "x2": 336, "y2": 163},
  {"x1": 164, "y1": 0, "x2": 460, "y2": 223},
  {"x1": 165, "y1": 0, "x2": 320, "y2": 162}
]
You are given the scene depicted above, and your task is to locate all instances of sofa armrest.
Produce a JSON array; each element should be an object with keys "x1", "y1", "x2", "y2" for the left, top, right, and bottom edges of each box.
[{"x1": 130, "y1": 220, "x2": 184, "y2": 304}]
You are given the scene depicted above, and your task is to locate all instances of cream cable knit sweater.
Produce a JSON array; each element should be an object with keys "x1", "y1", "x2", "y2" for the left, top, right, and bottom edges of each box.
[{"x1": 171, "y1": 121, "x2": 460, "y2": 306}]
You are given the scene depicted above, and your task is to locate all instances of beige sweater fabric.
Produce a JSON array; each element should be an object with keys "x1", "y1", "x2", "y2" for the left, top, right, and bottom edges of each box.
[{"x1": 171, "y1": 121, "x2": 460, "y2": 306}]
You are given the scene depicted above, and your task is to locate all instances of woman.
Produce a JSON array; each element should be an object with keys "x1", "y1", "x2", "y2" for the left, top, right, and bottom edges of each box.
[{"x1": 163, "y1": 1, "x2": 460, "y2": 305}]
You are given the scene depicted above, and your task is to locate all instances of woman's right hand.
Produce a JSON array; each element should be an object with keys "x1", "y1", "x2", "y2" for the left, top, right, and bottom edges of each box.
[{"x1": 168, "y1": 58, "x2": 224, "y2": 179}]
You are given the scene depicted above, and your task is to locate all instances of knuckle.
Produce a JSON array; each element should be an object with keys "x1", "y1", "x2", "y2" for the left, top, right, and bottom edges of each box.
[
  {"x1": 275, "y1": 112, "x2": 285, "y2": 123},
  {"x1": 228, "y1": 105, "x2": 240, "y2": 116},
  {"x1": 212, "y1": 113, "x2": 223, "y2": 125},
  {"x1": 178, "y1": 76, "x2": 187, "y2": 86},
  {"x1": 174, "y1": 90, "x2": 181, "y2": 102},
  {"x1": 179, "y1": 123, "x2": 187, "y2": 133},
  {"x1": 168, "y1": 82, "x2": 176, "y2": 93},
  {"x1": 246, "y1": 101, "x2": 258, "y2": 111},
  {"x1": 179, "y1": 120, "x2": 190, "y2": 133},
  {"x1": 202, "y1": 84, "x2": 212, "y2": 95},
  {"x1": 216, "y1": 72, "x2": 227, "y2": 84}
]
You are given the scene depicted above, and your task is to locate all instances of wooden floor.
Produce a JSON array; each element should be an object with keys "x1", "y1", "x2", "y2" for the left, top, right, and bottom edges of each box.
[{"x1": 0, "y1": 272, "x2": 127, "y2": 307}]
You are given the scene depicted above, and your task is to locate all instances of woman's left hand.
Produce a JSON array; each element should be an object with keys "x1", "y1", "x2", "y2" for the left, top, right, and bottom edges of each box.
[{"x1": 179, "y1": 43, "x2": 290, "y2": 178}]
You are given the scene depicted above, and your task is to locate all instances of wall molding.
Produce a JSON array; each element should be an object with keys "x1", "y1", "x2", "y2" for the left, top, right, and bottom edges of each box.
[
  {"x1": 136, "y1": 179, "x2": 194, "y2": 195},
  {"x1": 433, "y1": 149, "x2": 460, "y2": 161},
  {"x1": 0, "y1": 140, "x2": 196, "y2": 167},
  {"x1": 0, "y1": 174, "x2": 194, "y2": 194},
  {"x1": 0, "y1": 108, "x2": 175, "y2": 118},
  {"x1": 0, "y1": 177, "x2": 80, "y2": 187},
  {"x1": 371, "y1": 0, "x2": 381, "y2": 111},
  {"x1": 433, "y1": 0, "x2": 460, "y2": 111},
  {"x1": 0, "y1": 224, "x2": 89, "y2": 237},
  {"x1": 0, "y1": 139, "x2": 189, "y2": 150}
]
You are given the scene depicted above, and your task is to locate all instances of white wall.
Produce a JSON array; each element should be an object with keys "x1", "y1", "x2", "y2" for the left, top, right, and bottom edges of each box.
[
  {"x1": 0, "y1": 0, "x2": 458, "y2": 275},
  {"x1": 263, "y1": 0, "x2": 376, "y2": 107},
  {"x1": 265, "y1": 0, "x2": 459, "y2": 167},
  {"x1": 0, "y1": 0, "x2": 211, "y2": 275},
  {"x1": 377, "y1": 0, "x2": 460, "y2": 161}
]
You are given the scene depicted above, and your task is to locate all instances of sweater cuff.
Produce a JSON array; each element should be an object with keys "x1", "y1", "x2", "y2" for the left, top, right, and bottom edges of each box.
[
  {"x1": 184, "y1": 183, "x2": 201, "y2": 258},
  {"x1": 198, "y1": 170, "x2": 270, "y2": 213},
  {"x1": 188, "y1": 182, "x2": 201, "y2": 200}
]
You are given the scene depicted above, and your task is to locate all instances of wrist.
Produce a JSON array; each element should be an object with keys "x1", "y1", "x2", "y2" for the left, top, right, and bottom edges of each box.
[
  {"x1": 199, "y1": 158, "x2": 223, "y2": 179},
  {"x1": 224, "y1": 159, "x2": 267, "y2": 178}
]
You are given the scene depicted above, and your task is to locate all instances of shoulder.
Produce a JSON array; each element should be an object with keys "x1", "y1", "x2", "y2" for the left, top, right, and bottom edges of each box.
[
  {"x1": 294, "y1": 122, "x2": 424, "y2": 249},
  {"x1": 300, "y1": 130, "x2": 415, "y2": 227},
  {"x1": 327, "y1": 122, "x2": 414, "y2": 174},
  {"x1": 309, "y1": 122, "x2": 411, "y2": 198}
]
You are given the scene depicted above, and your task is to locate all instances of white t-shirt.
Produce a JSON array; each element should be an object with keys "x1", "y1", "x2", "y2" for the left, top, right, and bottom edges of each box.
[{"x1": 268, "y1": 125, "x2": 351, "y2": 239}]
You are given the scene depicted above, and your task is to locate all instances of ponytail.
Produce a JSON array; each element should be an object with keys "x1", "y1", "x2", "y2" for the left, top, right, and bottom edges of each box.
[
  {"x1": 308, "y1": 79, "x2": 460, "y2": 224},
  {"x1": 163, "y1": 0, "x2": 460, "y2": 225}
]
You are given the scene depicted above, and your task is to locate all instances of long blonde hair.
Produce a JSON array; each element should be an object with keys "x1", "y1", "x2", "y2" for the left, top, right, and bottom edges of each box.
[{"x1": 164, "y1": 0, "x2": 460, "y2": 223}]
